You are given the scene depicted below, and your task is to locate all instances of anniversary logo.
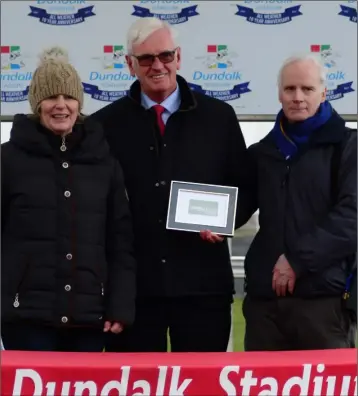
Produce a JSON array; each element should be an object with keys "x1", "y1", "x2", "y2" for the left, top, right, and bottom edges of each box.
[
  {"x1": 338, "y1": 0, "x2": 357, "y2": 23},
  {"x1": 188, "y1": 44, "x2": 251, "y2": 102},
  {"x1": 83, "y1": 45, "x2": 135, "y2": 102},
  {"x1": 131, "y1": 0, "x2": 199, "y2": 24},
  {"x1": 311, "y1": 44, "x2": 355, "y2": 101},
  {"x1": 28, "y1": 0, "x2": 95, "y2": 26},
  {"x1": 235, "y1": 0, "x2": 302, "y2": 25}
]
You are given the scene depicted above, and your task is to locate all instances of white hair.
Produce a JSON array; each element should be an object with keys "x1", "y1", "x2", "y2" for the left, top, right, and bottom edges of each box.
[
  {"x1": 126, "y1": 17, "x2": 178, "y2": 55},
  {"x1": 277, "y1": 53, "x2": 327, "y2": 88}
]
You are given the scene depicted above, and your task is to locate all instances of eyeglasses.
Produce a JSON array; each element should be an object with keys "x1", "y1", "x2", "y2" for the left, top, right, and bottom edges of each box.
[{"x1": 132, "y1": 48, "x2": 178, "y2": 67}]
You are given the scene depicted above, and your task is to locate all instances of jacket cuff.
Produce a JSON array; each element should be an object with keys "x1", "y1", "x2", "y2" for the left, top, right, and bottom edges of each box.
[{"x1": 286, "y1": 254, "x2": 305, "y2": 278}]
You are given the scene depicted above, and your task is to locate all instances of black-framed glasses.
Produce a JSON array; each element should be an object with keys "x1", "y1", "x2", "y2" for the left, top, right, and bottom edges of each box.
[{"x1": 132, "y1": 48, "x2": 178, "y2": 67}]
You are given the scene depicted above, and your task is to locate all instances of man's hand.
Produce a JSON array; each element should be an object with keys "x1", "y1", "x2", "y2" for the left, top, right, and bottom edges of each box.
[
  {"x1": 272, "y1": 254, "x2": 296, "y2": 297},
  {"x1": 103, "y1": 321, "x2": 124, "y2": 334},
  {"x1": 200, "y1": 230, "x2": 224, "y2": 243}
]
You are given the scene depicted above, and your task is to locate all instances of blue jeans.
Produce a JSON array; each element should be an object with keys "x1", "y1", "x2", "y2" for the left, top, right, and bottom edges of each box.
[{"x1": 2, "y1": 323, "x2": 104, "y2": 352}]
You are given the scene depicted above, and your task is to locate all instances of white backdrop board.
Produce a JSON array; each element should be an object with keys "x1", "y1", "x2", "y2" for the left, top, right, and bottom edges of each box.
[{"x1": 1, "y1": 0, "x2": 357, "y2": 117}]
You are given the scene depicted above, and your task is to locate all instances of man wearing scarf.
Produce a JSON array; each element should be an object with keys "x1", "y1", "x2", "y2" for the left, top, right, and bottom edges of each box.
[{"x1": 237, "y1": 54, "x2": 357, "y2": 351}]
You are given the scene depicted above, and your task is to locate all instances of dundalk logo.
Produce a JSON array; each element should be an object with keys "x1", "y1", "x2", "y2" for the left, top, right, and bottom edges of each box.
[
  {"x1": 132, "y1": 1, "x2": 199, "y2": 24},
  {"x1": 311, "y1": 44, "x2": 355, "y2": 101},
  {"x1": 83, "y1": 45, "x2": 135, "y2": 102},
  {"x1": 188, "y1": 44, "x2": 251, "y2": 102},
  {"x1": 205, "y1": 45, "x2": 234, "y2": 69},
  {"x1": 1, "y1": 45, "x2": 32, "y2": 103},
  {"x1": 28, "y1": 1, "x2": 95, "y2": 26},
  {"x1": 102, "y1": 45, "x2": 126, "y2": 69},
  {"x1": 1, "y1": 46, "x2": 24, "y2": 70},
  {"x1": 338, "y1": 0, "x2": 357, "y2": 23},
  {"x1": 235, "y1": 1, "x2": 302, "y2": 25},
  {"x1": 311, "y1": 44, "x2": 339, "y2": 69}
]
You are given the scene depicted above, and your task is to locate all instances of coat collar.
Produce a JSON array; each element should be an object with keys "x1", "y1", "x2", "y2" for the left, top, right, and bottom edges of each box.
[
  {"x1": 261, "y1": 110, "x2": 347, "y2": 147},
  {"x1": 141, "y1": 83, "x2": 181, "y2": 114},
  {"x1": 128, "y1": 74, "x2": 197, "y2": 112},
  {"x1": 255, "y1": 110, "x2": 349, "y2": 160},
  {"x1": 9, "y1": 114, "x2": 110, "y2": 162}
]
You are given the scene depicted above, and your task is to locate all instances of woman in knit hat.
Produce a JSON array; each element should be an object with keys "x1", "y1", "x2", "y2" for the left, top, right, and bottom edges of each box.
[{"x1": 1, "y1": 47, "x2": 136, "y2": 352}]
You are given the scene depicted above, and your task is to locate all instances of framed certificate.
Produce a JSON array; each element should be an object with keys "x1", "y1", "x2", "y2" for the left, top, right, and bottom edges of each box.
[{"x1": 166, "y1": 181, "x2": 238, "y2": 236}]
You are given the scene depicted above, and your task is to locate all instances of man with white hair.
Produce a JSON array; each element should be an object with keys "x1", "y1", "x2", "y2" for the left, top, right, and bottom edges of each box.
[
  {"x1": 237, "y1": 54, "x2": 357, "y2": 350},
  {"x1": 91, "y1": 17, "x2": 247, "y2": 352}
]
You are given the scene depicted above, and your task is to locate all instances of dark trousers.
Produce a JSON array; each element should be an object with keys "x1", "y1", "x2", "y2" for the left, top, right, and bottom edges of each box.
[
  {"x1": 105, "y1": 295, "x2": 232, "y2": 352},
  {"x1": 243, "y1": 295, "x2": 354, "y2": 351},
  {"x1": 1, "y1": 323, "x2": 104, "y2": 352}
]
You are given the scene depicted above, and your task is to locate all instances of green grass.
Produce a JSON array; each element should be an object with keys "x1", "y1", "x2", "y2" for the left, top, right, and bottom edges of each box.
[{"x1": 232, "y1": 298, "x2": 245, "y2": 351}]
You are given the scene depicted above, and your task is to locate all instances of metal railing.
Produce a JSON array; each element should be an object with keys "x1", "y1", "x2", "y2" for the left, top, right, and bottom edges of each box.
[{"x1": 232, "y1": 256, "x2": 245, "y2": 278}]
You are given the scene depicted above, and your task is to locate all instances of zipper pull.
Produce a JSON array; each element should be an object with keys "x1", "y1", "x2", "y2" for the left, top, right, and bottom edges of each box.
[
  {"x1": 101, "y1": 283, "x2": 104, "y2": 296},
  {"x1": 281, "y1": 164, "x2": 290, "y2": 187},
  {"x1": 60, "y1": 135, "x2": 67, "y2": 152},
  {"x1": 13, "y1": 293, "x2": 20, "y2": 308}
]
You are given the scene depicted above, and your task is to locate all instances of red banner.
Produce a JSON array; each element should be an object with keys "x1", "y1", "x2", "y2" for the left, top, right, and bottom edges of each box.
[{"x1": 1, "y1": 349, "x2": 357, "y2": 395}]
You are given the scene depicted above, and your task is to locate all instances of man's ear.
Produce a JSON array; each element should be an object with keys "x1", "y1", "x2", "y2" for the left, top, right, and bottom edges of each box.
[
  {"x1": 126, "y1": 55, "x2": 136, "y2": 77},
  {"x1": 321, "y1": 87, "x2": 327, "y2": 103},
  {"x1": 176, "y1": 47, "x2": 181, "y2": 70}
]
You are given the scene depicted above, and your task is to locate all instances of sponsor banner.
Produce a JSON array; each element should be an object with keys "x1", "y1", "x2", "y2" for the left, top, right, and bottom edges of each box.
[
  {"x1": 0, "y1": 1, "x2": 356, "y2": 116},
  {"x1": 1, "y1": 350, "x2": 357, "y2": 396}
]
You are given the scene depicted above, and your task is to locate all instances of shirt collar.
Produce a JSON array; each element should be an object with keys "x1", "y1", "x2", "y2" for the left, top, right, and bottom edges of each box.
[{"x1": 141, "y1": 84, "x2": 181, "y2": 114}]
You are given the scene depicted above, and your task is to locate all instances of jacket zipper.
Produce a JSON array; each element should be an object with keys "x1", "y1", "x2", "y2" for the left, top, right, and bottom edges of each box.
[
  {"x1": 13, "y1": 293, "x2": 20, "y2": 308},
  {"x1": 282, "y1": 163, "x2": 291, "y2": 254},
  {"x1": 281, "y1": 164, "x2": 290, "y2": 188},
  {"x1": 13, "y1": 259, "x2": 31, "y2": 308},
  {"x1": 98, "y1": 282, "x2": 105, "y2": 320},
  {"x1": 96, "y1": 258, "x2": 105, "y2": 298},
  {"x1": 60, "y1": 135, "x2": 67, "y2": 152}
]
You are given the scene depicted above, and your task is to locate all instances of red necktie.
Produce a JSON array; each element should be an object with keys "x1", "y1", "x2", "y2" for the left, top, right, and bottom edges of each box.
[{"x1": 153, "y1": 104, "x2": 166, "y2": 136}]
